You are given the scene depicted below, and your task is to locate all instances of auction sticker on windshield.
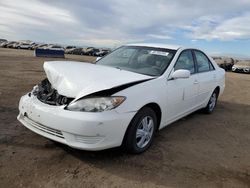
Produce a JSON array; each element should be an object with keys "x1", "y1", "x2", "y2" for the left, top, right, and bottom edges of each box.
[{"x1": 149, "y1": 51, "x2": 169, "y2": 56}]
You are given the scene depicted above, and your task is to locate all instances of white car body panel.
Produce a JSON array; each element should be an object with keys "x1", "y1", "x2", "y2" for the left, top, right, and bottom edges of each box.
[
  {"x1": 20, "y1": 44, "x2": 31, "y2": 49},
  {"x1": 17, "y1": 44, "x2": 225, "y2": 151},
  {"x1": 18, "y1": 94, "x2": 136, "y2": 150},
  {"x1": 165, "y1": 73, "x2": 199, "y2": 123}
]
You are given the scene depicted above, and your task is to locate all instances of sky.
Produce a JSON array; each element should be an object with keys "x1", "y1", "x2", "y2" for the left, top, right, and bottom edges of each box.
[{"x1": 0, "y1": 0, "x2": 250, "y2": 57}]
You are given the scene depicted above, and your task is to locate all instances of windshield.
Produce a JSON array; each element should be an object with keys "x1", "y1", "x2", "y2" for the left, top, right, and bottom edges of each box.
[{"x1": 96, "y1": 46, "x2": 176, "y2": 76}]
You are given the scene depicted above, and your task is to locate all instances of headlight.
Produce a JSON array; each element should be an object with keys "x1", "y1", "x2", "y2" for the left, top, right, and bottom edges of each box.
[
  {"x1": 66, "y1": 96, "x2": 126, "y2": 112},
  {"x1": 32, "y1": 85, "x2": 39, "y2": 95}
]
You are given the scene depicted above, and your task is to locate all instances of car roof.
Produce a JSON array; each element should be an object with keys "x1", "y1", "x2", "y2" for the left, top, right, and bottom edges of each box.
[{"x1": 126, "y1": 43, "x2": 181, "y2": 50}]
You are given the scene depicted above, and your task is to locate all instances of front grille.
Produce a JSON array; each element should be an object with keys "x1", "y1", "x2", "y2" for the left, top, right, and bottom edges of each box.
[
  {"x1": 235, "y1": 68, "x2": 245, "y2": 73},
  {"x1": 21, "y1": 114, "x2": 64, "y2": 138},
  {"x1": 33, "y1": 79, "x2": 74, "y2": 106}
]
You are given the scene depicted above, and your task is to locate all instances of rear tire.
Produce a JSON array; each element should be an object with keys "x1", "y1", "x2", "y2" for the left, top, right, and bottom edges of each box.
[
  {"x1": 124, "y1": 107, "x2": 157, "y2": 154},
  {"x1": 204, "y1": 90, "x2": 218, "y2": 114}
]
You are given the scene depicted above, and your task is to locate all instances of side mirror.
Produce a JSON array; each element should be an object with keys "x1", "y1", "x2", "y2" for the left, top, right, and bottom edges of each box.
[
  {"x1": 95, "y1": 57, "x2": 102, "y2": 62},
  {"x1": 172, "y1": 69, "x2": 190, "y2": 79}
]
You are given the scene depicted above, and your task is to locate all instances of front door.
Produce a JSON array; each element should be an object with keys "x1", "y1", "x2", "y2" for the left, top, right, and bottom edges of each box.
[{"x1": 165, "y1": 50, "x2": 198, "y2": 123}]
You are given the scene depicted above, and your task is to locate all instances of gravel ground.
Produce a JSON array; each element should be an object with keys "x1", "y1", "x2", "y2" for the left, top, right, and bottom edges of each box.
[{"x1": 0, "y1": 48, "x2": 250, "y2": 188}]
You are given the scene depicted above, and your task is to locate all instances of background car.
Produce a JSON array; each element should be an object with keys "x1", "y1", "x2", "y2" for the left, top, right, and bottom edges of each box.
[
  {"x1": 213, "y1": 57, "x2": 235, "y2": 71},
  {"x1": 94, "y1": 49, "x2": 111, "y2": 57},
  {"x1": 65, "y1": 46, "x2": 76, "y2": 54},
  {"x1": 232, "y1": 61, "x2": 250, "y2": 73},
  {"x1": 33, "y1": 43, "x2": 49, "y2": 50},
  {"x1": 68, "y1": 47, "x2": 84, "y2": 55},
  {"x1": 0, "y1": 39, "x2": 7, "y2": 44},
  {"x1": 0, "y1": 41, "x2": 8, "y2": 47},
  {"x1": 46, "y1": 44, "x2": 64, "y2": 51},
  {"x1": 17, "y1": 42, "x2": 34, "y2": 50},
  {"x1": 6, "y1": 41, "x2": 17, "y2": 48},
  {"x1": 82, "y1": 47, "x2": 98, "y2": 56},
  {"x1": 29, "y1": 43, "x2": 39, "y2": 50},
  {"x1": 12, "y1": 42, "x2": 21, "y2": 49}
]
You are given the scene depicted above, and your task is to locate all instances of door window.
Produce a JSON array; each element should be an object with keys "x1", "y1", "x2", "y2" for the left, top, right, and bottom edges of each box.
[
  {"x1": 174, "y1": 50, "x2": 195, "y2": 74},
  {"x1": 194, "y1": 50, "x2": 214, "y2": 72}
]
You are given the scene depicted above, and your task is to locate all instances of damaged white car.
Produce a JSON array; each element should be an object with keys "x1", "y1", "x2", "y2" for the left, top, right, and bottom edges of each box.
[{"x1": 18, "y1": 44, "x2": 225, "y2": 153}]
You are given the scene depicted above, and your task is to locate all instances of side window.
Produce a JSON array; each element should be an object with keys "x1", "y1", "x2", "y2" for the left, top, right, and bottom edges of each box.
[
  {"x1": 194, "y1": 51, "x2": 214, "y2": 72},
  {"x1": 175, "y1": 50, "x2": 195, "y2": 74}
]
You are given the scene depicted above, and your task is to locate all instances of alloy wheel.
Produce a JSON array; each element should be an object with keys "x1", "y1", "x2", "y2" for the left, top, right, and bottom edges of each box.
[
  {"x1": 136, "y1": 116, "x2": 154, "y2": 148},
  {"x1": 209, "y1": 92, "x2": 217, "y2": 111}
]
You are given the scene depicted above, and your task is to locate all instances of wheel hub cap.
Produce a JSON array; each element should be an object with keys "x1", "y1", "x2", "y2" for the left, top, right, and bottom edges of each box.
[
  {"x1": 136, "y1": 116, "x2": 154, "y2": 148},
  {"x1": 209, "y1": 93, "x2": 217, "y2": 111}
]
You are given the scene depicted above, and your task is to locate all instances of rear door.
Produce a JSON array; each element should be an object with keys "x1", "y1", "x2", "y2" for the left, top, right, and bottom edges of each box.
[
  {"x1": 193, "y1": 50, "x2": 216, "y2": 106},
  {"x1": 166, "y1": 50, "x2": 199, "y2": 122}
]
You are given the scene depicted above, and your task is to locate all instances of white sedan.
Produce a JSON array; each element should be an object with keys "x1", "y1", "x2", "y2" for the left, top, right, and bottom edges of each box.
[{"x1": 17, "y1": 43, "x2": 225, "y2": 153}]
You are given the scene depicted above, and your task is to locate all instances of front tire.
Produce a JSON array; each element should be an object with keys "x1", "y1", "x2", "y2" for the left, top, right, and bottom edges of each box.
[
  {"x1": 124, "y1": 107, "x2": 157, "y2": 154},
  {"x1": 204, "y1": 90, "x2": 218, "y2": 114}
]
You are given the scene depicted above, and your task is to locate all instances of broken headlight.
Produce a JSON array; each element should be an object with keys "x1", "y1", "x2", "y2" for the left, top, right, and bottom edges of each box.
[
  {"x1": 65, "y1": 97, "x2": 126, "y2": 112},
  {"x1": 32, "y1": 85, "x2": 39, "y2": 95}
]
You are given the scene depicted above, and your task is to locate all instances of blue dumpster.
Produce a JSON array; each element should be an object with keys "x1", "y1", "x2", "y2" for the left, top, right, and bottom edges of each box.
[{"x1": 35, "y1": 48, "x2": 65, "y2": 58}]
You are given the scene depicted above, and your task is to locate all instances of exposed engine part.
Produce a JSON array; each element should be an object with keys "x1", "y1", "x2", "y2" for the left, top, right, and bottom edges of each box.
[{"x1": 33, "y1": 79, "x2": 74, "y2": 106}]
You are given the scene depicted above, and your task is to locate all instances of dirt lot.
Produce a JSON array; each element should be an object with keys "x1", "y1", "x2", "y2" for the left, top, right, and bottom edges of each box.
[{"x1": 0, "y1": 48, "x2": 250, "y2": 188}]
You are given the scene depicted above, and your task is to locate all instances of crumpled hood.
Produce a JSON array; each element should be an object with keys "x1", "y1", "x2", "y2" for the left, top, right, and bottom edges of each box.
[{"x1": 43, "y1": 61, "x2": 153, "y2": 99}]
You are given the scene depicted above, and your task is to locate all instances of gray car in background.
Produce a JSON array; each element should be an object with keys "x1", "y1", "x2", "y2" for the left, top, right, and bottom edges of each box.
[{"x1": 232, "y1": 61, "x2": 250, "y2": 73}]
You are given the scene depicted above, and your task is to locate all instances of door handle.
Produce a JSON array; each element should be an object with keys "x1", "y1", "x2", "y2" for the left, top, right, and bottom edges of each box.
[{"x1": 194, "y1": 80, "x2": 199, "y2": 84}]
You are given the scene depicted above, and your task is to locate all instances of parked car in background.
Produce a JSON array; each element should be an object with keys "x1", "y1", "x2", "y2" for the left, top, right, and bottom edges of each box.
[
  {"x1": 12, "y1": 42, "x2": 21, "y2": 49},
  {"x1": 68, "y1": 47, "x2": 84, "y2": 55},
  {"x1": 6, "y1": 41, "x2": 17, "y2": 48},
  {"x1": 232, "y1": 61, "x2": 250, "y2": 73},
  {"x1": 65, "y1": 46, "x2": 76, "y2": 54},
  {"x1": 46, "y1": 44, "x2": 64, "y2": 51},
  {"x1": 17, "y1": 42, "x2": 34, "y2": 50},
  {"x1": 82, "y1": 47, "x2": 95, "y2": 55},
  {"x1": 0, "y1": 39, "x2": 7, "y2": 44},
  {"x1": 91, "y1": 48, "x2": 102, "y2": 56},
  {"x1": 83, "y1": 47, "x2": 106, "y2": 56},
  {"x1": 18, "y1": 43, "x2": 225, "y2": 154},
  {"x1": 213, "y1": 57, "x2": 235, "y2": 71},
  {"x1": 0, "y1": 41, "x2": 8, "y2": 47},
  {"x1": 30, "y1": 43, "x2": 39, "y2": 50},
  {"x1": 33, "y1": 44, "x2": 49, "y2": 50},
  {"x1": 95, "y1": 49, "x2": 111, "y2": 57}
]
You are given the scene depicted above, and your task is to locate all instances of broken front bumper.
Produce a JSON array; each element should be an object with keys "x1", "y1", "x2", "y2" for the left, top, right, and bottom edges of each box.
[{"x1": 17, "y1": 93, "x2": 136, "y2": 151}]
